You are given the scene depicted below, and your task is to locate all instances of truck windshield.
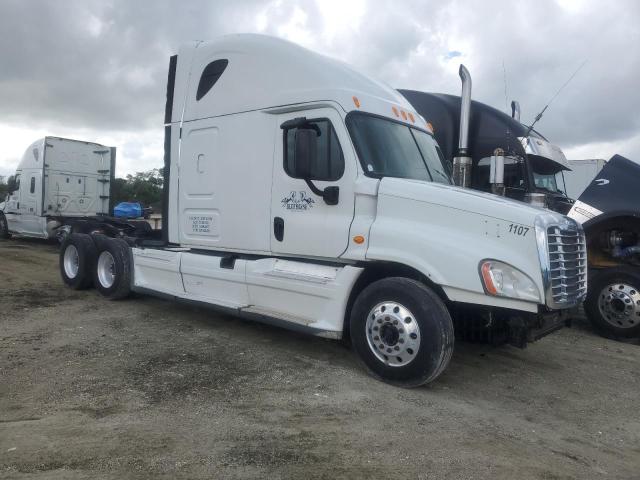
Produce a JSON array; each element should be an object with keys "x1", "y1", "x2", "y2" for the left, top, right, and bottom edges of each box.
[
  {"x1": 533, "y1": 172, "x2": 560, "y2": 192},
  {"x1": 347, "y1": 113, "x2": 452, "y2": 184}
]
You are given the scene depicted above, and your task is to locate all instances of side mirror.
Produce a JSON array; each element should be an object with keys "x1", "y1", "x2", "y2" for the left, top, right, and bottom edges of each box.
[
  {"x1": 293, "y1": 128, "x2": 317, "y2": 179},
  {"x1": 6, "y1": 176, "x2": 18, "y2": 195}
]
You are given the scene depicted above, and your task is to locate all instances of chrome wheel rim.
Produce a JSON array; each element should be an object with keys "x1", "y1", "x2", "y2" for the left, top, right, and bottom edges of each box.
[
  {"x1": 365, "y1": 301, "x2": 421, "y2": 367},
  {"x1": 598, "y1": 283, "x2": 640, "y2": 329},
  {"x1": 63, "y1": 244, "x2": 80, "y2": 279},
  {"x1": 97, "y1": 251, "x2": 116, "y2": 289}
]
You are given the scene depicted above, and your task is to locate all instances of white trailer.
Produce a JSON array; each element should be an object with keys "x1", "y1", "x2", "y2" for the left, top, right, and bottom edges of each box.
[
  {"x1": 57, "y1": 34, "x2": 586, "y2": 386},
  {"x1": 562, "y1": 158, "x2": 607, "y2": 199},
  {"x1": 0, "y1": 137, "x2": 115, "y2": 239}
]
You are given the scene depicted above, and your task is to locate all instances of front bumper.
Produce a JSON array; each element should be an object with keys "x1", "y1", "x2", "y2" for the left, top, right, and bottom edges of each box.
[
  {"x1": 506, "y1": 308, "x2": 574, "y2": 348},
  {"x1": 452, "y1": 304, "x2": 576, "y2": 348}
]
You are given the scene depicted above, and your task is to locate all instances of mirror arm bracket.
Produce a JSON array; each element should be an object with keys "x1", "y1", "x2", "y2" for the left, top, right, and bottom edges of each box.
[{"x1": 304, "y1": 179, "x2": 339, "y2": 206}]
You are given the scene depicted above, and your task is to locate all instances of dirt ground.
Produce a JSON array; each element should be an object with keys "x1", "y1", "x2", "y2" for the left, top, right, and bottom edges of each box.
[{"x1": 0, "y1": 239, "x2": 639, "y2": 480}]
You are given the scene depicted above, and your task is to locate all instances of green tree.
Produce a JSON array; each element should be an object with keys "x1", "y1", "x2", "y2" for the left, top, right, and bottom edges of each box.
[
  {"x1": 111, "y1": 168, "x2": 164, "y2": 211},
  {"x1": 0, "y1": 175, "x2": 16, "y2": 199}
]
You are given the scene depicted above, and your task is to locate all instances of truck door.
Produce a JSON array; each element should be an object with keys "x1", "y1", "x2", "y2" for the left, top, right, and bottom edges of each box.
[
  {"x1": 18, "y1": 172, "x2": 43, "y2": 234},
  {"x1": 271, "y1": 108, "x2": 356, "y2": 258}
]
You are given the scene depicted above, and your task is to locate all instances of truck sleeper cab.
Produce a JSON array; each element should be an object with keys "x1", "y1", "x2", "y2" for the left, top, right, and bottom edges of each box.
[
  {"x1": 0, "y1": 137, "x2": 116, "y2": 240},
  {"x1": 58, "y1": 35, "x2": 586, "y2": 387}
]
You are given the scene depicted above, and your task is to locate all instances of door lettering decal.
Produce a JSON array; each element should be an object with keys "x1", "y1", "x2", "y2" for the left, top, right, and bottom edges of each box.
[{"x1": 281, "y1": 191, "x2": 315, "y2": 211}]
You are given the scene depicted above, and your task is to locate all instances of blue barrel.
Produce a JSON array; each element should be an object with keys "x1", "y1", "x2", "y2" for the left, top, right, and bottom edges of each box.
[{"x1": 113, "y1": 202, "x2": 142, "y2": 218}]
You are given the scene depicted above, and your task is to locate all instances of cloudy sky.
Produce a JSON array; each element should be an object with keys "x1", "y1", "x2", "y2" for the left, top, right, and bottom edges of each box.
[{"x1": 0, "y1": 0, "x2": 638, "y2": 178}]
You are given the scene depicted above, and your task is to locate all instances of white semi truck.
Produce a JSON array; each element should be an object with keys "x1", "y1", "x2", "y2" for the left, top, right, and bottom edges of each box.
[
  {"x1": 0, "y1": 137, "x2": 157, "y2": 241},
  {"x1": 0, "y1": 137, "x2": 115, "y2": 240},
  {"x1": 56, "y1": 34, "x2": 586, "y2": 386}
]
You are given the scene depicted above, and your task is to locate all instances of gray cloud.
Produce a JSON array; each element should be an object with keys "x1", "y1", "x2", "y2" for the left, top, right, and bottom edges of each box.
[{"x1": 0, "y1": 0, "x2": 638, "y2": 177}]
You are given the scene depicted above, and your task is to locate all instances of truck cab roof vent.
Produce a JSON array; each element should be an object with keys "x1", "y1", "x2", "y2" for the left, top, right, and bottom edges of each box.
[{"x1": 196, "y1": 59, "x2": 229, "y2": 101}]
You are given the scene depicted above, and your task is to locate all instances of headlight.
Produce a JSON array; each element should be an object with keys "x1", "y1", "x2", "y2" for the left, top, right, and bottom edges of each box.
[{"x1": 479, "y1": 259, "x2": 541, "y2": 303}]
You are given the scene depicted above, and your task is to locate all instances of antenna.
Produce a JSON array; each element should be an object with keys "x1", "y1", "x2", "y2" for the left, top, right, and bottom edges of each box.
[
  {"x1": 502, "y1": 60, "x2": 509, "y2": 113},
  {"x1": 526, "y1": 59, "x2": 588, "y2": 136}
]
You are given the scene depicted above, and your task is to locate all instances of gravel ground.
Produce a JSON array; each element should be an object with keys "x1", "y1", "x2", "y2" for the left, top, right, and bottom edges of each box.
[{"x1": 1, "y1": 238, "x2": 639, "y2": 480}]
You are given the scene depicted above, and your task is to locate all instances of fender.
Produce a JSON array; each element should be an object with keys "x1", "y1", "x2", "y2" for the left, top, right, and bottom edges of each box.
[{"x1": 582, "y1": 211, "x2": 640, "y2": 233}]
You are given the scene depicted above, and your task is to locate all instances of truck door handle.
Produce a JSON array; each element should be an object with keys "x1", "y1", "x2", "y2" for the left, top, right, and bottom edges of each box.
[{"x1": 274, "y1": 217, "x2": 284, "y2": 241}]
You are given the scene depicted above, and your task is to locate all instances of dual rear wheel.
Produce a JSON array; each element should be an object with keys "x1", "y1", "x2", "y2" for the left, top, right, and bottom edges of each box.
[{"x1": 59, "y1": 233, "x2": 131, "y2": 299}]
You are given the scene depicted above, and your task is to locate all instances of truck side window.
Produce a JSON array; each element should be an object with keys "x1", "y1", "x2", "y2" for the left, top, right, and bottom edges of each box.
[
  {"x1": 30, "y1": 177, "x2": 36, "y2": 194},
  {"x1": 284, "y1": 119, "x2": 345, "y2": 181},
  {"x1": 196, "y1": 59, "x2": 229, "y2": 101}
]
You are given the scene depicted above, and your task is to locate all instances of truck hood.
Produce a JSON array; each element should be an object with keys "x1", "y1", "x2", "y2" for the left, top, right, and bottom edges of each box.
[
  {"x1": 570, "y1": 155, "x2": 640, "y2": 225},
  {"x1": 378, "y1": 177, "x2": 553, "y2": 226}
]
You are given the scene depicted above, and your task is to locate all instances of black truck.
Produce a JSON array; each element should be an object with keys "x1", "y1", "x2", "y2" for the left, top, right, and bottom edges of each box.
[{"x1": 400, "y1": 67, "x2": 640, "y2": 340}]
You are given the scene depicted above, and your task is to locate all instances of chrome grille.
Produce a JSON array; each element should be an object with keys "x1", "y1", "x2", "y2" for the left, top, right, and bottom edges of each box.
[{"x1": 546, "y1": 225, "x2": 587, "y2": 308}]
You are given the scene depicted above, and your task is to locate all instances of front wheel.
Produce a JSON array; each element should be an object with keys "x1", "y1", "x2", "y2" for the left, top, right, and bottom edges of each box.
[
  {"x1": 0, "y1": 213, "x2": 10, "y2": 239},
  {"x1": 350, "y1": 277, "x2": 454, "y2": 387},
  {"x1": 585, "y1": 267, "x2": 640, "y2": 339}
]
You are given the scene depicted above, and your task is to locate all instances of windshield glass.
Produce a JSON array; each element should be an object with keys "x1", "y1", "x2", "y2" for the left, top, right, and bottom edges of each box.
[
  {"x1": 347, "y1": 113, "x2": 452, "y2": 184},
  {"x1": 533, "y1": 172, "x2": 560, "y2": 192},
  {"x1": 554, "y1": 171, "x2": 567, "y2": 195}
]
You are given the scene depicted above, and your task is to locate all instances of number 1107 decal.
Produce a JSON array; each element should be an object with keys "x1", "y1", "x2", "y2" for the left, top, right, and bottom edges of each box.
[{"x1": 508, "y1": 223, "x2": 530, "y2": 237}]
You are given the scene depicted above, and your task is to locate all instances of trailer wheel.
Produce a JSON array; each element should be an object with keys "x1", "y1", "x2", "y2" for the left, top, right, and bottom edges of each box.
[
  {"x1": 585, "y1": 267, "x2": 640, "y2": 339},
  {"x1": 93, "y1": 238, "x2": 132, "y2": 300},
  {"x1": 349, "y1": 277, "x2": 454, "y2": 387},
  {"x1": 59, "y1": 233, "x2": 97, "y2": 289},
  {"x1": 0, "y1": 213, "x2": 10, "y2": 239}
]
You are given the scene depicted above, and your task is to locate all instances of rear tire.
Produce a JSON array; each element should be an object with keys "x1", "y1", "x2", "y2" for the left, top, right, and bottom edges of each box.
[
  {"x1": 93, "y1": 238, "x2": 132, "y2": 300},
  {"x1": 0, "y1": 213, "x2": 10, "y2": 239},
  {"x1": 59, "y1": 233, "x2": 97, "y2": 289},
  {"x1": 350, "y1": 277, "x2": 454, "y2": 387},
  {"x1": 585, "y1": 267, "x2": 640, "y2": 339}
]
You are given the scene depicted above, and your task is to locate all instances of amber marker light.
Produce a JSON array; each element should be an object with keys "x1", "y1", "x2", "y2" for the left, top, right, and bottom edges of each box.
[
  {"x1": 392, "y1": 106, "x2": 400, "y2": 117},
  {"x1": 480, "y1": 262, "x2": 498, "y2": 295},
  {"x1": 353, "y1": 235, "x2": 365, "y2": 244},
  {"x1": 408, "y1": 112, "x2": 415, "y2": 123},
  {"x1": 401, "y1": 110, "x2": 408, "y2": 120},
  {"x1": 352, "y1": 96, "x2": 361, "y2": 108},
  {"x1": 426, "y1": 122, "x2": 434, "y2": 133}
]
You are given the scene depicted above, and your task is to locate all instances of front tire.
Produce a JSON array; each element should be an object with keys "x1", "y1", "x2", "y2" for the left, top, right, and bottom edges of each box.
[
  {"x1": 0, "y1": 213, "x2": 10, "y2": 239},
  {"x1": 350, "y1": 277, "x2": 454, "y2": 387},
  {"x1": 585, "y1": 267, "x2": 640, "y2": 339},
  {"x1": 93, "y1": 238, "x2": 132, "y2": 300},
  {"x1": 59, "y1": 233, "x2": 97, "y2": 289}
]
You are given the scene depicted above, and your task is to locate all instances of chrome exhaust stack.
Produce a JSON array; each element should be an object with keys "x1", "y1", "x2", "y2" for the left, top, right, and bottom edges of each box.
[
  {"x1": 511, "y1": 100, "x2": 521, "y2": 121},
  {"x1": 452, "y1": 64, "x2": 473, "y2": 188}
]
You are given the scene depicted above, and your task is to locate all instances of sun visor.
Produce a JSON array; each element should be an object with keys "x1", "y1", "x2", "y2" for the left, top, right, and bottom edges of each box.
[{"x1": 520, "y1": 136, "x2": 570, "y2": 171}]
